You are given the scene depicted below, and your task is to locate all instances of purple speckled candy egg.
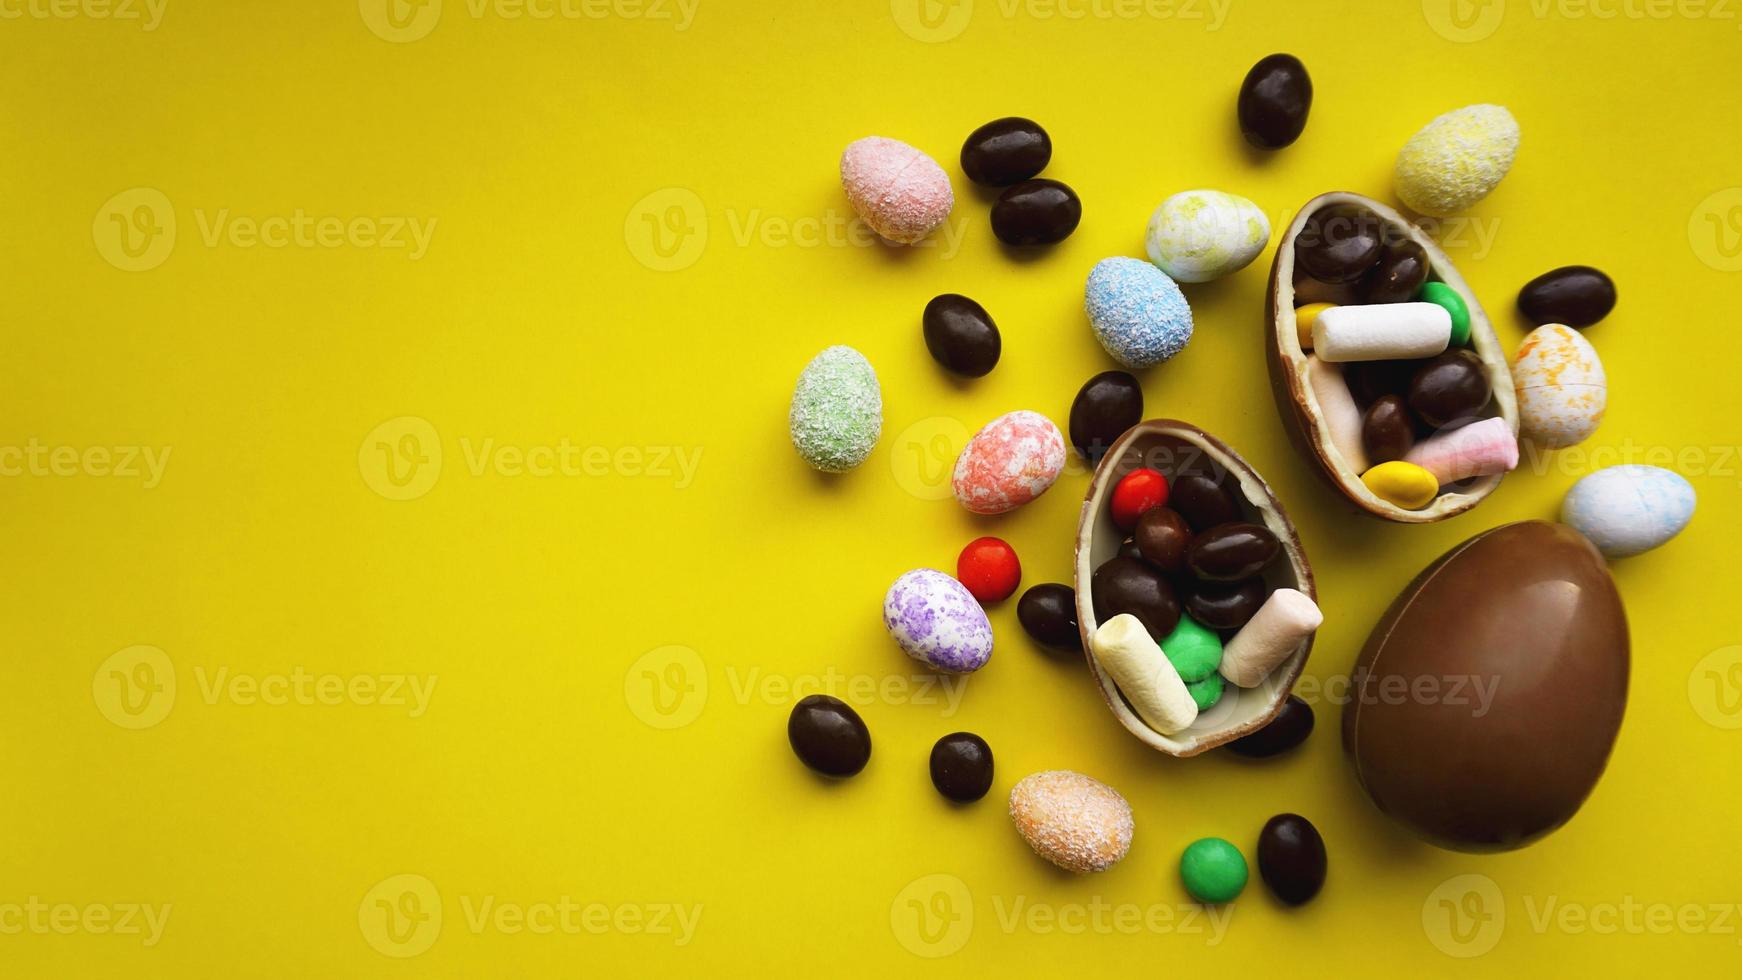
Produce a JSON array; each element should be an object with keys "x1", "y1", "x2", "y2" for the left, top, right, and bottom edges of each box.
[
  {"x1": 883, "y1": 569, "x2": 993, "y2": 674},
  {"x1": 952, "y1": 410, "x2": 1067, "y2": 515}
]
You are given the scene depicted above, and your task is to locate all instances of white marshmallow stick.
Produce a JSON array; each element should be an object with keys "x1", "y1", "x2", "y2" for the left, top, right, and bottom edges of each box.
[
  {"x1": 1306, "y1": 356, "x2": 1370, "y2": 473},
  {"x1": 1090, "y1": 614, "x2": 1198, "y2": 734},
  {"x1": 1312, "y1": 302, "x2": 1451, "y2": 363},
  {"x1": 1221, "y1": 589, "x2": 1324, "y2": 688}
]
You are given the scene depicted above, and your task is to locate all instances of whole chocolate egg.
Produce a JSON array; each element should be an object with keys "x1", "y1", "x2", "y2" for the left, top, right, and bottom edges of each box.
[{"x1": 1343, "y1": 522, "x2": 1628, "y2": 852}]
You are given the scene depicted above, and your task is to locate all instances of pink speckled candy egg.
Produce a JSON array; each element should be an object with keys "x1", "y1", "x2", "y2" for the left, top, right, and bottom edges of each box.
[
  {"x1": 840, "y1": 136, "x2": 954, "y2": 246},
  {"x1": 952, "y1": 410, "x2": 1066, "y2": 515}
]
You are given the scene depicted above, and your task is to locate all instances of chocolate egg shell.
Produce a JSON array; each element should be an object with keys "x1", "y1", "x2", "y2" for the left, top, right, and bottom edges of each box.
[
  {"x1": 1076, "y1": 419, "x2": 1315, "y2": 758},
  {"x1": 1344, "y1": 522, "x2": 1628, "y2": 851},
  {"x1": 1267, "y1": 192, "x2": 1520, "y2": 523}
]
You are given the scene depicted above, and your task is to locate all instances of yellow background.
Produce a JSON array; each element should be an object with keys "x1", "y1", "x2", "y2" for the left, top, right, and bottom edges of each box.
[{"x1": 4, "y1": 0, "x2": 1741, "y2": 975}]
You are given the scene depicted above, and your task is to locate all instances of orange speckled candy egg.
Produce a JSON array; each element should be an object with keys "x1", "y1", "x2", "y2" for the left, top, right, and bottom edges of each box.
[
  {"x1": 1514, "y1": 324, "x2": 1606, "y2": 449},
  {"x1": 1009, "y1": 770, "x2": 1134, "y2": 873},
  {"x1": 951, "y1": 410, "x2": 1066, "y2": 515}
]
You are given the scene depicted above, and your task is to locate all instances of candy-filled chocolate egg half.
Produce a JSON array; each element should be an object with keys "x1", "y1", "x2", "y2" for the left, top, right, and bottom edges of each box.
[
  {"x1": 1344, "y1": 522, "x2": 1628, "y2": 851},
  {"x1": 1267, "y1": 192, "x2": 1520, "y2": 523},
  {"x1": 1074, "y1": 420, "x2": 1317, "y2": 758}
]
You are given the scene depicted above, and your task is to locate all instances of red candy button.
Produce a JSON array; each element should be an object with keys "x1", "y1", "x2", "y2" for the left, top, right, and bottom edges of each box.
[
  {"x1": 1110, "y1": 469, "x2": 1169, "y2": 530},
  {"x1": 957, "y1": 537, "x2": 1021, "y2": 603}
]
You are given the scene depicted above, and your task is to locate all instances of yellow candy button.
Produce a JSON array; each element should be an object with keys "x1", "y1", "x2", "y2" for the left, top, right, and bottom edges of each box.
[
  {"x1": 1295, "y1": 303, "x2": 1335, "y2": 350},
  {"x1": 1361, "y1": 461, "x2": 1440, "y2": 510}
]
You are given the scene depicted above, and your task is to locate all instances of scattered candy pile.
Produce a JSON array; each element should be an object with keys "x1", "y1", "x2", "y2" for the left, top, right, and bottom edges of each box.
[{"x1": 782, "y1": 50, "x2": 1695, "y2": 908}]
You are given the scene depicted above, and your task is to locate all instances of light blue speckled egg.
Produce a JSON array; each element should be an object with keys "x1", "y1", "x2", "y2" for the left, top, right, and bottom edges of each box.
[
  {"x1": 1084, "y1": 257, "x2": 1193, "y2": 369},
  {"x1": 1561, "y1": 465, "x2": 1695, "y2": 558}
]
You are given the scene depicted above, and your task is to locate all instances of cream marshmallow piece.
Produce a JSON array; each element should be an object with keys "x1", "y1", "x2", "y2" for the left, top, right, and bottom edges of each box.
[
  {"x1": 1306, "y1": 356, "x2": 1369, "y2": 472},
  {"x1": 1090, "y1": 614, "x2": 1198, "y2": 734},
  {"x1": 1312, "y1": 302, "x2": 1451, "y2": 362},
  {"x1": 1221, "y1": 589, "x2": 1324, "y2": 688},
  {"x1": 1404, "y1": 416, "x2": 1519, "y2": 484}
]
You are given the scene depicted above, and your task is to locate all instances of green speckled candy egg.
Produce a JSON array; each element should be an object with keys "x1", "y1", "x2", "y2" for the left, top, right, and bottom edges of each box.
[
  {"x1": 1144, "y1": 189, "x2": 1270, "y2": 284},
  {"x1": 789, "y1": 345, "x2": 882, "y2": 472}
]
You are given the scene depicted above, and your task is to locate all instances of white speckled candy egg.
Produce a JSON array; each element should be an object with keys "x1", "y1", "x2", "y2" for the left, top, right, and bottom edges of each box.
[
  {"x1": 789, "y1": 345, "x2": 882, "y2": 472},
  {"x1": 1144, "y1": 189, "x2": 1271, "y2": 283},
  {"x1": 951, "y1": 410, "x2": 1066, "y2": 515},
  {"x1": 1394, "y1": 104, "x2": 1520, "y2": 216},
  {"x1": 1009, "y1": 770, "x2": 1134, "y2": 874},
  {"x1": 883, "y1": 569, "x2": 992, "y2": 673},
  {"x1": 1562, "y1": 465, "x2": 1696, "y2": 558},
  {"x1": 1514, "y1": 324, "x2": 1606, "y2": 449},
  {"x1": 840, "y1": 136, "x2": 954, "y2": 245}
]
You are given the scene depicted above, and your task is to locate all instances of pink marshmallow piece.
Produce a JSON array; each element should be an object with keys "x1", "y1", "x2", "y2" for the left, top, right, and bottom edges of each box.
[{"x1": 1404, "y1": 416, "x2": 1518, "y2": 485}]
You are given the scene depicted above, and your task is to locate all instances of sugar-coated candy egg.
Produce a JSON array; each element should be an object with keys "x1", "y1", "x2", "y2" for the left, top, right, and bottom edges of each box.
[
  {"x1": 1514, "y1": 324, "x2": 1606, "y2": 448},
  {"x1": 1562, "y1": 465, "x2": 1695, "y2": 558},
  {"x1": 839, "y1": 136, "x2": 954, "y2": 245},
  {"x1": 1144, "y1": 189, "x2": 1271, "y2": 283},
  {"x1": 1009, "y1": 770, "x2": 1134, "y2": 873},
  {"x1": 1394, "y1": 104, "x2": 1519, "y2": 216},
  {"x1": 883, "y1": 569, "x2": 993, "y2": 673},
  {"x1": 951, "y1": 410, "x2": 1066, "y2": 515},
  {"x1": 788, "y1": 345, "x2": 882, "y2": 472},
  {"x1": 1085, "y1": 257, "x2": 1194, "y2": 368}
]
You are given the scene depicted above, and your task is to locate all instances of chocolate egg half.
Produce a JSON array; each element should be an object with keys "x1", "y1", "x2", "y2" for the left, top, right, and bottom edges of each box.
[
  {"x1": 1344, "y1": 522, "x2": 1628, "y2": 851},
  {"x1": 1266, "y1": 192, "x2": 1519, "y2": 523},
  {"x1": 1074, "y1": 419, "x2": 1315, "y2": 757}
]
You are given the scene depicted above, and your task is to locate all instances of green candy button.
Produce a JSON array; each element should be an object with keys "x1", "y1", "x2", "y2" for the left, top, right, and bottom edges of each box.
[
  {"x1": 1418, "y1": 281, "x2": 1471, "y2": 346},
  {"x1": 1180, "y1": 837, "x2": 1248, "y2": 904},
  {"x1": 1160, "y1": 614, "x2": 1222, "y2": 683},
  {"x1": 1187, "y1": 672, "x2": 1224, "y2": 711}
]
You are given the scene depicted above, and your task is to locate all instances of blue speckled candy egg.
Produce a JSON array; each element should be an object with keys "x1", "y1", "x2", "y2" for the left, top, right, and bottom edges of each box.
[
  {"x1": 1085, "y1": 257, "x2": 1194, "y2": 368},
  {"x1": 883, "y1": 568, "x2": 992, "y2": 674},
  {"x1": 789, "y1": 345, "x2": 882, "y2": 472},
  {"x1": 1561, "y1": 465, "x2": 1695, "y2": 558}
]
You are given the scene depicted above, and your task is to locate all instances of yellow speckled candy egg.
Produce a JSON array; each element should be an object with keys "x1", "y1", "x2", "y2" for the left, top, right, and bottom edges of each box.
[
  {"x1": 1514, "y1": 324, "x2": 1606, "y2": 448},
  {"x1": 1144, "y1": 189, "x2": 1271, "y2": 283},
  {"x1": 1394, "y1": 104, "x2": 1519, "y2": 216}
]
